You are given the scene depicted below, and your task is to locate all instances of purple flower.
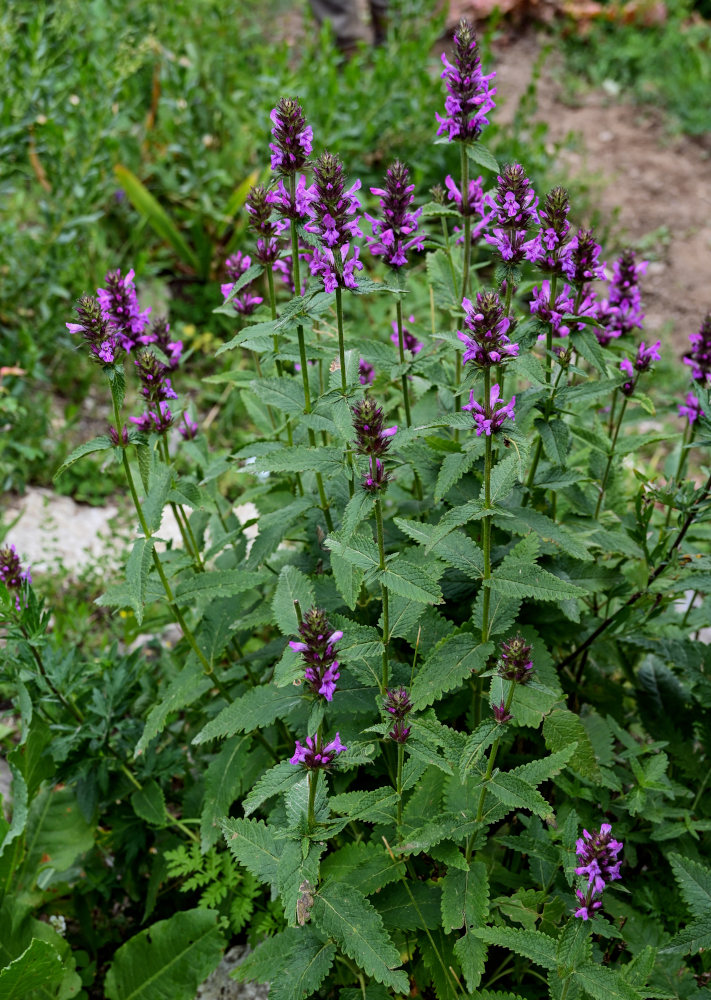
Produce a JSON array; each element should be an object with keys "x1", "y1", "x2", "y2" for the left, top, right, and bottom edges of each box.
[
  {"x1": 352, "y1": 398, "x2": 397, "y2": 494},
  {"x1": 679, "y1": 392, "x2": 705, "y2": 425},
  {"x1": 359, "y1": 359, "x2": 375, "y2": 386},
  {"x1": 289, "y1": 607, "x2": 343, "y2": 702},
  {"x1": 529, "y1": 186, "x2": 570, "y2": 274},
  {"x1": 596, "y1": 249, "x2": 647, "y2": 346},
  {"x1": 435, "y1": 17, "x2": 496, "y2": 143},
  {"x1": 269, "y1": 98, "x2": 312, "y2": 174},
  {"x1": 573, "y1": 823, "x2": 623, "y2": 920},
  {"x1": 290, "y1": 732, "x2": 347, "y2": 769},
  {"x1": 561, "y1": 229, "x2": 606, "y2": 285},
  {"x1": 384, "y1": 688, "x2": 413, "y2": 742},
  {"x1": 463, "y1": 383, "x2": 515, "y2": 437},
  {"x1": 498, "y1": 633, "x2": 533, "y2": 682},
  {"x1": 485, "y1": 228, "x2": 540, "y2": 265},
  {"x1": 179, "y1": 413, "x2": 199, "y2": 440},
  {"x1": 267, "y1": 174, "x2": 316, "y2": 224},
  {"x1": 67, "y1": 295, "x2": 121, "y2": 365},
  {"x1": 134, "y1": 350, "x2": 178, "y2": 405},
  {"x1": 530, "y1": 281, "x2": 575, "y2": 335},
  {"x1": 136, "y1": 317, "x2": 183, "y2": 368},
  {"x1": 458, "y1": 291, "x2": 518, "y2": 369},
  {"x1": 365, "y1": 161, "x2": 423, "y2": 268},
  {"x1": 109, "y1": 424, "x2": 130, "y2": 447},
  {"x1": 246, "y1": 184, "x2": 285, "y2": 264},
  {"x1": 130, "y1": 401, "x2": 173, "y2": 435},
  {"x1": 96, "y1": 268, "x2": 151, "y2": 351},
  {"x1": 306, "y1": 152, "x2": 363, "y2": 293},
  {"x1": 486, "y1": 164, "x2": 538, "y2": 230},
  {"x1": 391, "y1": 315, "x2": 423, "y2": 356},
  {"x1": 684, "y1": 311, "x2": 711, "y2": 384},
  {"x1": 310, "y1": 244, "x2": 363, "y2": 294},
  {"x1": 225, "y1": 252, "x2": 251, "y2": 281},
  {"x1": 0, "y1": 545, "x2": 31, "y2": 611},
  {"x1": 492, "y1": 700, "x2": 512, "y2": 724},
  {"x1": 444, "y1": 174, "x2": 492, "y2": 245},
  {"x1": 635, "y1": 339, "x2": 661, "y2": 371},
  {"x1": 389, "y1": 720, "x2": 411, "y2": 744}
]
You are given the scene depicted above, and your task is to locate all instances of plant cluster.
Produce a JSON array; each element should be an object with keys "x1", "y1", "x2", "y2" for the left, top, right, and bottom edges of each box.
[{"x1": 2, "y1": 14, "x2": 711, "y2": 1000}]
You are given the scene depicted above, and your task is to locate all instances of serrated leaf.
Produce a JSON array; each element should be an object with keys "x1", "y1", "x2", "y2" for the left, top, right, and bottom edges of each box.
[
  {"x1": 571, "y1": 328, "x2": 609, "y2": 375},
  {"x1": 223, "y1": 817, "x2": 281, "y2": 887},
  {"x1": 467, "y1": 142, "x2": 500, "y2": 173},
  {"x1": 500, "y1": 508, "x2": 592, "y2": 562},
  {"x1": 435, "y1": 450, "x2": 478, "y2": 502},
  {"x1": 427, "y1": 248, "x2": 459, "y2": 311},
  {"x1": 412, "y1": 635, "x2": 493, "y2": 710},
  {"x1": 131, "y1": 780, "x2": 168, "y2": 827},
  {"x1": 473, "y1": 925, "x2": 558, "y2": 970},
  {"x1": 556, "y1": 917, "x2": 592, "y2": 974},
  {"x1": 483, "y1": 454, "x2": 519, "y2": 506},
  {"x1": 535, "y1": 418, "x2": 570, "y2": 468},
  {"x1": 661, "y1": 915, "x2": 711, "y2": 954},
  {"x1": 325, "y1": 529, "x2": 380, "y2": 571},
  {"x1": 312, "y1": 883, "x2": 408, "y2": 992},
  {"x1": 54, "y1": 435, "x2": 113, "y2": 479},
  {"x1": 245, "y1": 446, "x2": 344, "y2": 475},
  {"x1": 328, "y1": 788, "x2": 398, "y2": 825},
  {"x1": 543, "y1": 709, "x2": 601, "y2": 781},
  {"x1": 445, "y1": 862, "x2": 489, "y2": 990},
  {"x1": 486, "y1": 771, "x2": 553, "y2": 820},
  {"x1": 241, "y1": 762, "x2": 304, "y2": 817},
  {"x1": 269, "y1": 935, "x2": 336, "y2": 1000},
  {"x1": 272, "y1": 565, "x2": 315, "y2": 635},
  {"x1": 174, "y1": 569, "x2": 267, "y2": 601},
  {"x1": 572, "y1": 963, "x2": 643, "y2": 1000},
  {"x1": 250, "y1": 376, "x2": 305, "y2": 414},
  {"x1": 487, "y1": 562, "x2": 587, "y2": 602},
  {"x1": 143, "y1": 462, "x2": 173, "y2": 533},
  {"x1": 425, "y1": 499, "x2": 491, "y2": 552},
  {"x1": 320, "y1": 842, "x2": 405, "y2": 896},
  {"x1": 381, "y1": 556, "x2": 443, "y2": 605},
  {"x1": 193, "y1": 685, "x2": 304, "y2": 744},
  {"x1": 135, "y1": 663, "x2": 212, "y2": 757},
  {"x1": 668, "y1": 853, "x2": 711, "y2": 920},
  {"x1": 104, "y1": 908, "x2": 224, "y2": 1000},
  {"x1": 459, "y1": 721, "x2": 499, "y2": 779},
  {"x1": 200, "y1": 735, "x2": 251, "y2": 851}
]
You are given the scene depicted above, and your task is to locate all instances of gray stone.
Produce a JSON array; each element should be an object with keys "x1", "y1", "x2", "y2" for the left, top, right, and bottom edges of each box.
[{"x1": 195, "y1": 945, "x2": 268, "y2": 1000}]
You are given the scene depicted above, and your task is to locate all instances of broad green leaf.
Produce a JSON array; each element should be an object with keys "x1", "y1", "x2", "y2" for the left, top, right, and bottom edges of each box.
[
  {"x1": 174, "y1": 569, "x2": 267, "y2": 601},
  {"x1": 312, "y1": 883, "x2": 408, "y2": 992},
  {"x1": 435, "y1": 450, "x2": 478, "y2": 502},
  {"x1": 223, "y1": 817, "x2": 281, "y2": 887},
  {"x1": 557, "y1": 377, "x2": 621, "y2": 407},
  {"x1": 131, "y1": 780, "x2": 168, "y2": 827},
  {"x1": 420, "y1": 928, "x2": 459, "y2": 1000},
  {"x1": 424, "y1": 499, "x2": 490, "y2": 552},
  {"x1": 0, "y1": 938, "x2": 64, "y2": 999},
  {"x1": 446, "y1": 861, "x2": 489, "y2": 990},
  {"x1": 486, "y1": 562, "x2": 587, "y2": 602},
  {"x1": 135, "y1": 663, "x2": 212, "y2": 756},
  {"x1": 114, "y1": 164, "x2": 200, "y2": 271},
  {"x1": 535, "y1": 419, "x2": 570, "y2": 467},
  {"x1": 486, "y1": 771, "x2": 553, "y2": 820},
  {"x1": 668, "y1": 854, "x2": 711, "y2": 920},
  {"x1": 143, "y1": 463, "x2": 173, "y2": 534},
  {"x1": 104, "y1": 908, "x2": 224, "y2": 1000},
  {"x1": 556, "y1": 918, "x2": 592, "y2": 974},
  {"x1": 325, "y1": 530, "x2": 380, "y2": 571},
  {"x1": 510, "y1": 745, "x2": 577, "y2": 789},
  {"x1": 328, "y1": 788, "x2": 398, "y2": 825},
  {"x1": 22, "y1": 786, "x2": 94, "y2": 881},
  {"x1": 394, "y1": 519, "x2": 484, "y2": 577},
  {"x1": 381, "y1": 556, "x2": 443, "y2": 605},
  {"x1": 543, "y1": 709, "x2": 601, "y2": 781},
  {"x1": 483, "y1": 454, "x2": 518, "y2": 506},
  {"x1": 467, "y1": 142, "x2": 500, "y2": 173},
  {"x1": 459, "y1": 720, "x2": 499, "y2": 779},
  {"x1": 427, "y1": 248, "x2": 459, "y2": 311},
  {"x1": 192, "y1": 685, "x2": 303, "y2": 744},
  {"x1": 320, "y1": 842, "x2": 405, "y2": 896},
  {"x1": 245, "y1": 446, "x2": 344, "y2": 475},
  {"x1": 269, "y1": 935, "x2": 335, "y2": 1000},
  {"x1": 272, "y1": 565, "x2": 315, "y2": 635},
  {"x1": 375, "y1": 880, "x2": 442, "y2": 931},
  {"x1": 661, "y1": 915, "x2": 711, "y2": 954},
  {"x1": 572, "y1": 963, "x2": 643, "y2": 1000},
  {"x1": 571, "y1": 328, "x2": 609, "y2": 375},
  {"x1": 473, "y1": 925, "x2": 558, "y2": 970},
  {"x1": 99, "y1": 537, "x2": 155, "y2": 625},
  {"x1": 250, "y1": 377, "x2": 305, "y2": 414},
  {"x1": 200, "y1": 735, "x2": 251, "y2": 850},
  {"x1": 53, "y1": 435, "x2": 113, "y2": 479},
  {"x1": 499, "y1": 508, "x2": 592, "y2": 562},
  {"x1": 242, "y1": 762, "x2": 304, "y2": 817},
  {"x1": 412, "y1": 635, "x2": 493, "y2": 710}
]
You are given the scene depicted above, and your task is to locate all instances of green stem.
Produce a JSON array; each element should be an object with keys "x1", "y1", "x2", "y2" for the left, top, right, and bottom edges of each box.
[
  {"x1": 20, "y1": 623, "x2": 84, "y2": 724},
  {"x1": 307, "y1": 767, "x2": 320, "y2": 830},
  {"x1": 395, "y1": 297, "x2": 412, "y2": 427},
  {"x1": 594, "y1": 391, "x2": 630, "y2": 519},
  {"x1": 460, "y1": 143, "x2": 471, "y2": 302},
  {"x1": 160, "y1": 436, "x2": 204, "y2": 571},
  {"x1": 545, "y1": 275, "x2": 558, "y2": 385},
  {"x1": 680, "y1": 589, "x2": 698, "y2": 629},
  {"x1": 396, "y1": 741, "x2": 405, "y2": 830},
  {"x1": 522, "y1": 362, "x2": 566, "y2": 506},
  {"x1": 335, "y1": 285, "x2": 347, "y2": 396},
  {"x1": 481, "y1": 368, "x2": 492, "y2": 644},
  {"x1": 475, "y1": 681, "x2": 516, "y2": 822},
  {"x1": 664, "y1": 419, "x2": 695, "y2": 528},
  {"x1": 375, "y1": 497, "x2": 389, "y2": 693}
]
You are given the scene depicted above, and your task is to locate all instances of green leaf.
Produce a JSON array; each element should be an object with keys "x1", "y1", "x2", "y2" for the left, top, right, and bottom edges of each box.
[
  {"x1": 668, "y1": 853, "x2": 711, "y2": 920},
  {"x1": 572, "y1": 963, "x2": 643, "y2": 1000},
  {"x1": 135, "y1": 663, "x2": 212, "y2": 757},
  {"x1": 114, "y1": 164, "x2": 201, "y2": 272},
  {"x1": 174, "y1": 569, "x2": 267, "y2": 601},
  {"x1": 473, "y1": 925, "x2": 558, "y2": 970},
  {"x1": 320, "y1": 842, "x2": 405, "y2": 896},
  {"x1": 459, "y1": 720, "x2": 499, "y2": 779},
  {"x1": 427, "y1": 248, "x2": 459, "y2": 311},
  {"x1": 556, "y1": 918, "x2": 592, "y2": 975},
  {"x1": 412, "y1": 635, "x2": 493, "y2": 709},
  {"x1": 98, "y1": 537, "x2": 155, "y2": 626},
  {"x1": 467, "y1": 142, "x2": 500, "y2": 173},
  {"x1": 272, "y1": 565, "x2": 315, "y2": 635},
  {"x1": 435, "y1": 450, "x2": 478, "y2": 502},
  {"x1": 571, "y1": 328, "x2": 609, "y2": 375},
  {"x1": 0, "y1": 938, "x2": 65, "y2": 999},
  {"x1": 328, "y1": 788, "x2": 398, "y2": 825},
  {"x1": 131, "y1": 780, "x2": 168, "y2": 828},
  {"x1": 486, "y1": 771, "x2": 553, "y2": 820},
  {"x1": 325, "y1": 530, "x2": 380, "y2": 571},
  {"x1": 22, "y1": 786, "x2": 94, "y2": 881},
  {"x1": 249, "y1": 376, "x2": 305, "y2": 414},
  {"x1": 312, "y1": 883, "x2": 408, "y2": 992},
  {"x1": 535, "y1": 418, "x2": 570, "y2": 468},
  {"x1": 375, "y1": 880, "x2": 441, "y2": 931},
  {"x1": 53, "y1": 435, "x2": 113, "y2": 479},
  {"x1": 543, "y1": 709, "x2": 601, "y2": 781},
  {"x1": 381, "y1": 556, "x2": 443, "y2": 605},
  {"x1": 245, "y1": 446, "x2": 344, "y2": 475},
  {"x1": 557, "y1": 378, "x2": 621, "y2": 407},
  {"x1": 446, "y1": 862, "x2": 489, "y2": 990},
  {"x1": 483, "y1": 454, "x2": 519, "y2": 506},
  {"x1": 223, "y1": 817, "x2": 281, "y2": 887},
  {"x1": 143, "y1": 463, "x2": 173, "y2": 534},
  {"x1": 200, "y1": 736, "x2": 251, "y2": 851},
  {"x1": 499, "y1": 508, "x2": 592, "y2": 562},
  {"x1": 661, "y1": 915, "x2": 711, "y2": 954},
  {"x1": 425, "y1": 500, "x2": 491, "y2": 552},
  {"x1": 193, "y1": 685, "x2": 304, "y2": 744},
  {"x1": 107, "y1": 363, "x2": 126, "y2": 411},
  {"x1": 235, "y1": 927, "x2": 335, "y2": 1000},
  {"x1": 241, "y1": 762, "x2": 304, "y2": 817},
  {"x1": 487, "y1": 562, "x2": 587, "y2": 602},
  {"x1": 104, "y1": 907, "x2": 225, "y2": 1000}
]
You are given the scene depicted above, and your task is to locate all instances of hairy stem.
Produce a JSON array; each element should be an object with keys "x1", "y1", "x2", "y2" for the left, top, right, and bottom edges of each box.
[
  {"x1": 375, "y1": 496, "x2": 390, "y2": 693},
  {"x1": 475, "y1": 681, "x2": 516, "y2": 822},
  {"x1": 481, "y1": 367, "x2": 493, "y2": 644}
]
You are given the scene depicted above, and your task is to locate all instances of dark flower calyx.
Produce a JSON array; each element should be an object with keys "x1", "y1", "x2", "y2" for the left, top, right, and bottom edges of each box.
[
  {"x1": 384, "y1": 687, "x2": 413, "y2": 719},
  {"x1": 351, "y1": 398, "x2": 398, "y2": 458},
  {"x1": 499, "y1": 633, "x2": 533, "y2": 682}
]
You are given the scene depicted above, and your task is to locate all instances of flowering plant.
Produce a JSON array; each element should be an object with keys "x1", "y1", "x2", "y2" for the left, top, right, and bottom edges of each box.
[{"x1": 1, "y1": 18, "x2": 710, "y2": 1000}]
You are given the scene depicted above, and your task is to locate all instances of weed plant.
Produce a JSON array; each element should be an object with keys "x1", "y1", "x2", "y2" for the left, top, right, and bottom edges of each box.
[{"x1": 2, "y1": 14, "x2": 711, "y2": 1000}]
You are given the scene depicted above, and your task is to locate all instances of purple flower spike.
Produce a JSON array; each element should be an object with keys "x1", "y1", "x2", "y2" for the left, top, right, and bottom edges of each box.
[
  {"x1": 596, "y1": 248, "x2": 647, "y2": 346},
  {"x1": 463, "y1": 383, "x2": 515, "y2": 437},
  {"x1": 458, "y1": 292, "x2": 518, "y2": 369},
  {"x1": 492, "y1": 700, "x2": 512, "y2": 724},
  {"x1": 498, "y1": 633, "x2": 533, "y2": 683},
  {"x1": 290, "y1": 732, "x2": 347, "y2": 769},
  {"x1": 391, "y1": 315, "x2": 423, "y2": 356},
  {"x1": 365, "y1": 161, "x2": 424, "y2": 268},
  {"x1": 136, "y1": 317, "x2": 182, "y2": 368},
  {"x1": 67, "y1": 295, "x2": 122, "y2": 365},
  {"x1": 0, "y1": 545, "x2": 31, "y2": 611},
  {"x1": 97, "y1": 268, "x2": 151, "y2": 352},
  {"x1": 435, "y1": 18, "x2": 496, "y2": 143},
  {"x1": 384, "y1": 687, "x2": 413, "y2": 718},
  {"x1": 352, "y1": 398, "x2": 397, "y2": 494},
  {"x1": 130, "y1": 401, "x2": 173, "y2": 435},
  {"x1": 561, "y1": 229, "x2": 606, "y2": 285},
  {"x1": 679, "y1": 392, "x2": 705, "y2": 425},
  {"x1": 306, "y1": 152, "x2": 363, "y2": 292},
  {"x1": 109, "y1": 424, "x2": 130, "y2": 447},
  {"x1": 289, "y1": 607, "x2": 343, "y2": 702},
  {"x1": 246, "y1": 184, "x2": 286, "y2": 264},
  {"x1": 134, "y1": 350, "x2": 178, "y2": 404},
  {"x1": 359, "y1": 359, "x2": 375, "y2": 386},
  {"x1": 269, "y1": 98, "x2": 313, "y2": 175},
  {"x1": 530, "y1": 281, "x2": 575, "y2": 335},
  {"x1": 268, "y1": 174, "x2": 316, "y2": 224},
  {"x1": 573, "y1": 824, "x2": 623, "y2": 920},
  {"x1": 179, "y1": 413, "x2": 199, "y2": 440},
  {"x1": 529, "y1": 186, "x2": 571, "y2": 274},
  {"x1": 684, "y1": 311, "x2": 711, "y2": 385},
  {"x1": 221, "y1": 252, "x2": 264, "y2": 315},
  {"x1": 484, "y1": 164, "x2": 539, "y2": 266}
]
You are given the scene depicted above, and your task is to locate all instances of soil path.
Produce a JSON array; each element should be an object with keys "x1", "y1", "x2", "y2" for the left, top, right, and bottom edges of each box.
[{"x1": 491, "y1": 32, "x2": 711, "y2": 346}]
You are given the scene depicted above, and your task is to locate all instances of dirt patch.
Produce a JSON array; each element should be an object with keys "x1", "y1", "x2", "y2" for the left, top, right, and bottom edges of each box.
[{"x1": 491, "y1": 31, "x2": 711, "y2": 348}]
